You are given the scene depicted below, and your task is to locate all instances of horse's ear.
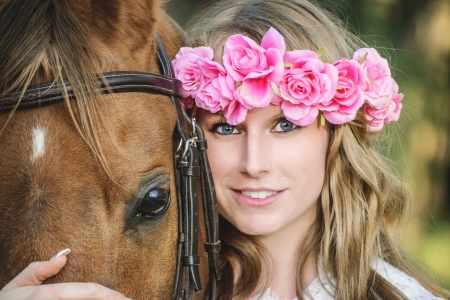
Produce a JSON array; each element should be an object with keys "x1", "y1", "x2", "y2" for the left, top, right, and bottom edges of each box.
[
  {"x1": 70, "y1": 0, "x2": 162, "y2": 43},
  {"x1": 67, "y1": 0, "x2": 169, "y2": 71},
  {"x1": 156, "y1": 11, "x2": 186, "y2": 58}
]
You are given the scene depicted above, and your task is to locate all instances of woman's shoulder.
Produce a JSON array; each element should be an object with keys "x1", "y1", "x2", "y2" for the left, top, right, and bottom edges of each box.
[
  {"x1": 254, "y1": 259, "x2": 444, "y2": 300},
  {"x1": 371, "y1": 259, "x2": 444, "y2": 300},
  {"x1": 304, "y1": 259, "x2": 444, "y2": 300}
]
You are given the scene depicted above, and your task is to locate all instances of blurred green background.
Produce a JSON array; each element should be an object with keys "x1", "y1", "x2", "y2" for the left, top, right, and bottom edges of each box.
[{"x1": 164, "y1": 0, "x2": 450, "y2": 289}]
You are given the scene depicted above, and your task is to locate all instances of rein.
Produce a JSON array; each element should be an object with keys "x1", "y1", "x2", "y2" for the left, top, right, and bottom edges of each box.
[{"x1": 0, "y1": 36, "x2": 220, "y2": 300}]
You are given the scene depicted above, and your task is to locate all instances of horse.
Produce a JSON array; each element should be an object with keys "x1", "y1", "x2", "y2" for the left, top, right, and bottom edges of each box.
[{"x1": 0, "y1": 0, "x2": 219, "y2": 299}]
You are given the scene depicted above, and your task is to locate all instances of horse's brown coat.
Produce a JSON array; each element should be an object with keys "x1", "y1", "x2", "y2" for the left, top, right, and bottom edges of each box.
[{"x1": 0, "y1": 0, "x2": 207, "y2": 299}]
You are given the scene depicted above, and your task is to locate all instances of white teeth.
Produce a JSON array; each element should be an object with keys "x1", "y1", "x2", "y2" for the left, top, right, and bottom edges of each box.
[{"x1": 241, "y1": 190, "x2": 277, "y2": 199}]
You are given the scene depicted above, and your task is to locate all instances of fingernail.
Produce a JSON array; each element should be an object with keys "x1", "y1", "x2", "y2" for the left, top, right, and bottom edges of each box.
[
  {"x1": 124, "y1": 298, "x2": 133, "y2": 300},
  {"x1": 50, "y1": 248, "x2": 71, "y2": 261}
]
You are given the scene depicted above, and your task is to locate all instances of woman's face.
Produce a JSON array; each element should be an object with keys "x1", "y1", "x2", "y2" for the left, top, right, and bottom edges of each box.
[{"x1": 198, "y1": 105, "x2": 329, "y2": 238}]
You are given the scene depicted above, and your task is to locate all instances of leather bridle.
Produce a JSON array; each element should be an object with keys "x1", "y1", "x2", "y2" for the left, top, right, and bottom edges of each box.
[{"x1": 0, "y1": 36, "x2": 221, "y2": 300}]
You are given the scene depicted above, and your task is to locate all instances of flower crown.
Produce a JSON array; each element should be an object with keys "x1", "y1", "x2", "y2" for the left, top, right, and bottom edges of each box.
[{"x1": 172, "y1": 27, "x2": 403, "y2": 132}]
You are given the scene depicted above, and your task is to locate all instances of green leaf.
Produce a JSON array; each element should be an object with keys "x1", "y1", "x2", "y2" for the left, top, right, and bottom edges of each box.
[
  {"x1": 317, "y1": 47, "x2": 324, "y2": 60},
  {"x1": 320, "y1": 114, "x2": 326, "y2": 127},
  {"x1": 284, "y1": 62, "x2": 293, "y2": 68},
  {"x1": 236, "y1": 81, "x2": 243, "y2": 89},
  {"x1": 221, "y1": 45, "x2": 225, "y2": 65},
  {"x1": 271, "y1": 82, "x2": 281, "y2": 96},
  {"x1": 358, "y1": 52, "x2": 368, "y2": 64}
]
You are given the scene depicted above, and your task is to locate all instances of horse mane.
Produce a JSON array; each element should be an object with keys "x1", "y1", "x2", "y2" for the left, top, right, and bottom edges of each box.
[{"x1": 0, "y1": 0, "x2": 117, "y2": 174}]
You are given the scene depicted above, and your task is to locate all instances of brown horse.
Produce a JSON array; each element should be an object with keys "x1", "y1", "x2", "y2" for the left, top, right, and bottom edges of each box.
[{"x1": 0, "y1": 0, "x2": 212, "y2": 299}]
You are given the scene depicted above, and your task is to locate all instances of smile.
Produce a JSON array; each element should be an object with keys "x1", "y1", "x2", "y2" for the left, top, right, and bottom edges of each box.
[{"x1": 241, "y1": 190, "x2": 278, "y2": 199}]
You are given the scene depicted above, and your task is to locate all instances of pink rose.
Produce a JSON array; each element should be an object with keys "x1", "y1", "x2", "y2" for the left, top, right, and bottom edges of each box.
[
  {"x1": 385, "y1": 79, "x2": 403, "y2": 123},
  {"x1": 223, "y1": 27, "x2": 285, "y2": 107},
  {"x1": 194, "y1": 59, "x2": 235, "y2": 113},
  {"x1": 234, "y1": 78, "x2": 273, "y2": 109},
  {"x1": 280, "y1": 50, "x2": 338, "y2": 106},
  {"x1": 172, "y1": 47, "x2": 214, "y2": 97},
  {"x1": 281, "y1": 100, "x2": 319, "y2": 127},
  {"x1": 364, "y1": 103, "x2": 388, "y2": 132},
  {"x1": 223, "y1": 99, "x2": 249, "y2": 125},
  {"x1": 277, "y1": 50, "x2": 338, "y2": 126},
  {"x1": 353, "y1": 48, "x2": 393, "y2": 108},
  {"x1": 363, "y1": 78, "x2": 403, "y2": 132},
  {"x1": 181, "y1": 96, "x2": 195, "y2": 109},
  {"x1": 320, "y1": 58, "x2": 365, "y2": 124}
]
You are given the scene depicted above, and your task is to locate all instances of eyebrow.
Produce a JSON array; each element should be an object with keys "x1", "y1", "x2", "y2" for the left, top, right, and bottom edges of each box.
[
  {"x1": 198, "y1": 112, "x2": 226, "y2": 125},
  {"x1": 270, "y1": 112, "x2": 285, "y2": 124},
  {"x1": 274, "y1": 112, "x2": 284, "y2": 120}
]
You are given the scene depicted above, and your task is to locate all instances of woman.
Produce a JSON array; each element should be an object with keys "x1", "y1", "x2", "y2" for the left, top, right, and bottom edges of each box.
[
  {"x1": 174, "y1": 1, "x2": 449, "y2": 298},
  {"x1": 2, "y1": 0, "x2": 449, "y2": 299}
]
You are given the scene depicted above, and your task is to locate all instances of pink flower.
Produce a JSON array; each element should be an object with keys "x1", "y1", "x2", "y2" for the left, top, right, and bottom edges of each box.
[
  {"x1": 353, "y1": 48, "x2": 393, "y2": 108},
  {"x1": 385, "y1": 79, "x2": 403, "y2": 123},
  {"x1": 172, "y1": 47, "x2": 214, "y2": 97},
  {"x1": 280, "y1": 50, "x2": 338, "y2": 105},
  {"x1": 363, "y1": 78, "x2": 403, "y2": 132},
  {"x1": 320, "y1": 58, "x2": 365, "y2": 124},
  {"x1": 181, "y1": 96, "x2": 195, "y2": 109},
  {"x1": 277, "y1": 50, "x2": 338, "y2": 126},
  {"x1": 223, "y1": 27, "x2": 285, "y2": 107},
  {"x1": 281, "y1": 101, "x2": 319, "y2": 127},
  {"x1": 223, "y1": 100, "x2": 248, "y2": 125},
  {"x1": 194, "y1": 59, "x2": 235, "y2": 113},
  {"x1": 234, "y1": 78, "x2": 273, "y2": 109},
  {"x1": 364, "y1": 104, "x2": 388, "y2": 132}
]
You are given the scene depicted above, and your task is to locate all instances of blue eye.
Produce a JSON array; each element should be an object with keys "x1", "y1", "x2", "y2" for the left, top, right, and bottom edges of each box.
[
  {"x1": 273, "y1": 118, "x2": 298, "y2": 132},
  {"x1": 213, "y1": 123, "x2": 238, "y2": 135}
]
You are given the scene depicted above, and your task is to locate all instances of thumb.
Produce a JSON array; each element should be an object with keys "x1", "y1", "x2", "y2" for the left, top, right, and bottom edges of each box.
[{"x1": 1, "y1": 248, "x2": 70, "y2": 291}]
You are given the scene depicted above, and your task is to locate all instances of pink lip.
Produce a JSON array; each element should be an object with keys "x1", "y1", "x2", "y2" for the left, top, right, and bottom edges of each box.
[{"x1": 231, "y1": 189, "x2": 284, "y2": 208}]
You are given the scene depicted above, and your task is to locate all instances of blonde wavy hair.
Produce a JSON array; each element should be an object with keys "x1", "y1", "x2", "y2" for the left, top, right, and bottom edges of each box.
[{"x1": 186, "y1": 0, "x2": 450, "y2": 299}]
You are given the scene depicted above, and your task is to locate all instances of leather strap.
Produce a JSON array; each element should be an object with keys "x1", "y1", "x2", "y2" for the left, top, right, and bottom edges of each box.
[
  {"x1": 181, "y1": 145, "x2": 202, "y2": 296},
  {"x1": 174, "y1": 151, "x2": 185, "y2": 299},
  {"x1": 195, "y1": 124, "x2": 221, "y2": 300},
  {"x1": 0, "y1": 71, "x2": 183, "y2": 113}
]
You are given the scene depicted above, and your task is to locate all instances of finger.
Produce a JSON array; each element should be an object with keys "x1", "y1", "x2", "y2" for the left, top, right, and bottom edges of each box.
[
  {"x1": 35, "y1": 282, "x2": 131, "y2": 300},
  {"x1": 0, "y1": 283, "x2": 131, "y2": 300},
  {"x1": 2, "y1": 249, "x2": 70, "y2": 290}
]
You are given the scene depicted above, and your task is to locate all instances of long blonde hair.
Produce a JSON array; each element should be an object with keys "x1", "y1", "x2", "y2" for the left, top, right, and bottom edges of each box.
[{"x1": 186, "y1": 0, "x2": 450, "y2": 299}]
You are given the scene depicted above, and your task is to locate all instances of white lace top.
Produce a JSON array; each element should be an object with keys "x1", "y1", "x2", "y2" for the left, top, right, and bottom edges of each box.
[{"x1": 254, "y1": 260, "x2": 443, "y2": 300}]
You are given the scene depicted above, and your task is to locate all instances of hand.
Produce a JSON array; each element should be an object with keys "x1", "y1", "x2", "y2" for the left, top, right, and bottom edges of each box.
[{"x1": 0, "y1": 249, "x2": 131, "y2": 300}]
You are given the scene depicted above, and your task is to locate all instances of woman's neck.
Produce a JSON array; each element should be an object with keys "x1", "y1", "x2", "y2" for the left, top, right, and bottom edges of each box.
[{"x1": 254, "y1": 213, "x2": 318, "y2": 300}]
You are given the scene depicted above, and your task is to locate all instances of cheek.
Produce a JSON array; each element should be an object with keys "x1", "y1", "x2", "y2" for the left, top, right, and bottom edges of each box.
[
  {"x1": 205, "y1": 137, "x2": 223, "y2": 173},
  {"x1": 308, "y1": 139, "x2": 328, "y2": 193},
  {"x1": 205, "y1": 139, "x2": 239, "y2": 187},
  {"x1": 205, "y1": 142, "x2": 234, "y2": 216},
  {"x1": 284, "y1": 151, "x2": 325, "y2": 183},
  {"x1": 279, "y1": 132, "x2": 328, "y2": 189},
  {"x1": 206, "y1": 137, "x2": 249, "y2": 216},
  {"x1": 206, "y1": 146, "x2": 223, "y2": 182}
]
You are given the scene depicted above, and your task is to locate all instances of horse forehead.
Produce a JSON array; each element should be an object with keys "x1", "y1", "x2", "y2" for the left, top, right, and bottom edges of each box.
[
  {"x1": 30, "y1": 126, "x2": 46, "y2": 163},
  {"x1": 107, "y1": 92, "x2": 178, "y2": 146}
]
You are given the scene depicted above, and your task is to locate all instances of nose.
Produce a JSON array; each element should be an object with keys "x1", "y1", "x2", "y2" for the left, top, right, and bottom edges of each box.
[{"x1": 239, "y1": 130, "x2": 271, "y2": 177}]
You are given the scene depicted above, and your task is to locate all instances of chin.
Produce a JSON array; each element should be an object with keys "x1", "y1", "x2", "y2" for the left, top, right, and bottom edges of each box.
[{"x1": 232, "y1": 217, "x2": 280, "y2": 237}]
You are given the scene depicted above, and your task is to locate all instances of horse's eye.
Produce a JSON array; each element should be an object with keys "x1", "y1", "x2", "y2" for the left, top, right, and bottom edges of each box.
[{"x1": 140, "y1": 188, "x2": 170, "y2": 218}]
